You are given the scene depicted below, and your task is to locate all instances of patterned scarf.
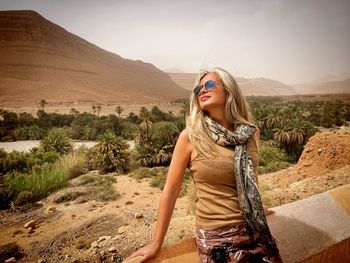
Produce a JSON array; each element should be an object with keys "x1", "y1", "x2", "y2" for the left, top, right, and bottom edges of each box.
[{"x1": 205, "y1": 116, "x2": 280, "y2": 256}]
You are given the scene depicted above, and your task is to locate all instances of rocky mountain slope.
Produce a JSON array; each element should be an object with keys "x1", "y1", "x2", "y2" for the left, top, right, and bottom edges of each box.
[{"x1": 0, "y1": 10, "x2": 190, "y2": 107}]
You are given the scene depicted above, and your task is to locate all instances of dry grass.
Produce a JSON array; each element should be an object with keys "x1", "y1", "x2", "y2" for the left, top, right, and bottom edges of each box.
[{"x1": 25, "y1": 214, "x2": 124, "y2": 262}]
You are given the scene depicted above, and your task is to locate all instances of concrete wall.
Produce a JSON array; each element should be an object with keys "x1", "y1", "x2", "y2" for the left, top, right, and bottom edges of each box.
[{"x1": 126, "y1": 184, "x2": 350, "y2": 263}]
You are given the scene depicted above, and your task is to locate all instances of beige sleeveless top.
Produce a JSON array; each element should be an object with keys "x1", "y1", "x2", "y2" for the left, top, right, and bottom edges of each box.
[{"x1": 189, "y1": 130, "x2": 260, "y2": 230}]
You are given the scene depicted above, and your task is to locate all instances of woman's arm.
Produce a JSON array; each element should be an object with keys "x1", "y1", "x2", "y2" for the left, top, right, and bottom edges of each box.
[{"x1": 125, "y1": 129, "x2": 193, "y2": 263}]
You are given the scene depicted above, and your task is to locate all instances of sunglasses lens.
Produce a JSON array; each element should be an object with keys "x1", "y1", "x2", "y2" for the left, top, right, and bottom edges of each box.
[
  {"x1": 205, "y1": 80, "x2": 215, "y2": 89},
  {"x1": 194, "y1": 86, "x2": 201, "y2": 96},
  {"x1": 194, "y1": 80, "x2": 216, "y2": 96}
]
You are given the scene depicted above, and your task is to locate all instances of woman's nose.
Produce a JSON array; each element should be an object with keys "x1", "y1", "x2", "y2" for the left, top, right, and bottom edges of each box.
[{"x1": 198, "y1": 87, "x2": 208, "y2": 96}]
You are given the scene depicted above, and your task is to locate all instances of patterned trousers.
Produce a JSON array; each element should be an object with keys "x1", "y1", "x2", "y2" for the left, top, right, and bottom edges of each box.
[{"x1": 195, "y1": 224, "x2": 283, "y2": 263}]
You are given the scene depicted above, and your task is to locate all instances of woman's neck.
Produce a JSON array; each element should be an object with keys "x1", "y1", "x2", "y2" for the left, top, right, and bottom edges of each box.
[{"x1": 207, "y1": 111, "x2": 232, "y2": 131}]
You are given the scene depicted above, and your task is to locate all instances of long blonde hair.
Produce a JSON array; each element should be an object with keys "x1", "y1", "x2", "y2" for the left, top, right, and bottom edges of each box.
[{"x1": 186, "y1": 67, "x2": 253, "y2": 157}]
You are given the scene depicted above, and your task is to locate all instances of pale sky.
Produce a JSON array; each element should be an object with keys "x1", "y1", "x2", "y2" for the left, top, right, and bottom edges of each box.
[{"x1": 1, "y1": 0, "x2": 349, "y2": 84}]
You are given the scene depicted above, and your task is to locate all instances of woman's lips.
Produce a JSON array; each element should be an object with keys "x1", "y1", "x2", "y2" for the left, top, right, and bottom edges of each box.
[{"x1": 200, "y1": 95, "x2": 211, "y2": 102}]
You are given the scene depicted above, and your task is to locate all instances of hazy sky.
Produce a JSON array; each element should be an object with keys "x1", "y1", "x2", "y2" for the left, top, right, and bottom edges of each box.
[{"x1": 1, "y1": 0, "x2": 349, "y2": 84}]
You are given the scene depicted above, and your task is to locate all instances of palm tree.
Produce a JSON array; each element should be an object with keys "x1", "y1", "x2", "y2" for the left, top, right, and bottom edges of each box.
[
  {"x1": 39, "y1": 99, "x2": 48, "y2": 111},
  {"x1": 92, "y1": 105, "x2": 96, "y2": 115},
  {"x1": 115, "y1": 106, "x2": 124, "y2": 117},
  {"x1": 96, "y1": 105, "x2": 102, "y2": 117},
  {"x1": 180, "y1": 101, "x2": 190, "y2": 118},
  {"x1": 273, "y1": 128, "x2": 290, "y2": 146},
  {"x1": 94, "y1": 132, "x2": 130, "y2": 173}
]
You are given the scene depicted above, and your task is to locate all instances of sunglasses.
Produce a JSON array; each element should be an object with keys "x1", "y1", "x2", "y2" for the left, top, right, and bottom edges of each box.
[{"x1": 193, "y1": 80, "x2": 216, "y2": 96}]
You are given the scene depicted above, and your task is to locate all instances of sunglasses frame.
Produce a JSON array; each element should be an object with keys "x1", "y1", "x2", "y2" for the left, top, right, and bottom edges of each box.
[{"x1": 193, "y1": 80, "x2": 216, "y2": 96}]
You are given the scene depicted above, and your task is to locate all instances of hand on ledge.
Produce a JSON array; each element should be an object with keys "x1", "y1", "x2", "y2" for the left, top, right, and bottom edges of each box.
[{"x1": 264, "y1": 207, "x2": 275, "y2": 216}]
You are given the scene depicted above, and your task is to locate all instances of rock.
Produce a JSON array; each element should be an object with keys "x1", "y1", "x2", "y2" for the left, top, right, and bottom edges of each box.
[
  {"x1": 97, "y1": 236, "x2": 111, "y2": 243},
  {"x1": 5, "y1": 257, "x2": 16, "y2": 263},
  {"x1": 135, "y1": 212, "x2": 143, "y2": 219},
  {"x1": 317, "y1": 148, "x2": 323, "y2": 154},
  {"x1": 74, "y1": 197, "x2": 87, "y2": 204},
  {"x1": 118, "y1": 226, "x2": 129, "y2": 234},
  {"x1": 47, "y1": 206, "x2": 56, "y2": 213},
  {"x1": 27, "y1": 227, "x2": 35, "y2": 234},
  {"x1": 24, "y1": 220, "x2": 35, "y2": 229},
  {"x1": 91, "y1": 241, "x2": 99, "y2": 248},
  {"x1": 108, "y1": 246, "x2": 117, "y2": 252}
]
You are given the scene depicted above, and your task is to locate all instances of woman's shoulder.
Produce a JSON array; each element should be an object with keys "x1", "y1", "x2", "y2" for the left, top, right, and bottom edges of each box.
[{"x1": 178, "y1": 128, "x2": 191, "y2": 142}]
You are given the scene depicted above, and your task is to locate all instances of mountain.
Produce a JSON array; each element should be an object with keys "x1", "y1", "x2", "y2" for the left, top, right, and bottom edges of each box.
[
  {"x1": 311, "y1": 72, "x2": 350, "y2": 84},
  {"x1": 0, "y1": 10, "x2": 190, "y2": 107},
  {"x1": 293, "y1": 79, "x2": 350, "y2": 94},
  {"x1": 168, "y1": 73, "x2": 296, "y2": 96}
]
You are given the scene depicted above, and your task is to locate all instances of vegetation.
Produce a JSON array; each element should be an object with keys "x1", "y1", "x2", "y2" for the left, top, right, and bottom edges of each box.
[
  {"x1": 8, "y1": 163, "x2": 69, "y2": 206},
  {"x1": 88, "y1": 132, "x2": 130, "y2": 174},
  {"x1": 40, "y1": 128, "x2": 73, "y2": 155},
  {"x1": 0, "y1": 95, "x2": 349, "y2": 209}
]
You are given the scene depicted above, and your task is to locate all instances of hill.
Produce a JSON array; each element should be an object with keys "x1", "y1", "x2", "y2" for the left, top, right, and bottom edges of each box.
[
  {"x1": 168, "y1": 73, "x2": 297, "y2": 95},
  {"x1": 0, "y1": 10, "x2": 190, "y2": 107},
  {"x1": 293, "y1": 79, "x2": 350, "y2": 94}
]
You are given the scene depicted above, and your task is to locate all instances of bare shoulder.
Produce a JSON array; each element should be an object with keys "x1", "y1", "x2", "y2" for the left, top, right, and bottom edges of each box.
[{"x1": 175, "y1": 129, "x2": 193, "y2": 153}]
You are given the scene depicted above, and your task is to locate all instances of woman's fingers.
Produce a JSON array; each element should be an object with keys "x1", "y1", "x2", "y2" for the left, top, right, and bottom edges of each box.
[
  {"x1": 123, "y1": 255, "x2": 144, "y2": 263},
  {"x1": 264, "y1": 207, "x2": 275, "y2": 216},
  {"x1": 124, "y1": 243, "x2": 159, "y2": 263}
]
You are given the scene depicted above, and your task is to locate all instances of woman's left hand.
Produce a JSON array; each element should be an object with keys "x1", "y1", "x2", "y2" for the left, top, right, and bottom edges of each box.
[{"x1": 263, "y1": 207, "x2": 275, "y2": 216}]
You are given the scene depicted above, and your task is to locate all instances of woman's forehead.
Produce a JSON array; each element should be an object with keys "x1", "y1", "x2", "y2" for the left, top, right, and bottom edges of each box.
[{"x1": 200, "y1": 72, "x2": 218, "y2": 84}]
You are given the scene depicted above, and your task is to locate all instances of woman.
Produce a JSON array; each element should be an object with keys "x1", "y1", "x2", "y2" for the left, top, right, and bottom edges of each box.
[{"x1": 126, "y1": 68, "x2": 283, "y2": 263}]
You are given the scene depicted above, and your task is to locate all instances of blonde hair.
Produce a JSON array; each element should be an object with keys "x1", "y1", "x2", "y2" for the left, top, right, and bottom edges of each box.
[{"x1": 186, "y1": 67, "x2": 253, "y2": 157}]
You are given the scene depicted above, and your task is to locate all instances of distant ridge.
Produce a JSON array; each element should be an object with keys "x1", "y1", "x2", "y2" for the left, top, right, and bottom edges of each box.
[
  {"x1": 293, "y1": 79, "x2": 350, "y2": 94},
  {"x1": 168, "y1": 73, "x2": 296, "y2": 96},
  {"x1": 169, "y1": 73, "x2": 350, "y2": 95},
  {"x1": 0, "y1": 10, "x2": 190, "y2": 107}
]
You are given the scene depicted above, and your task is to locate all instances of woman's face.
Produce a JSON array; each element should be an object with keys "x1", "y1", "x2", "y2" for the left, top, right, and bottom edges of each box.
[{"x1": 196, "y1": 72, "x2": 227, "y2": 111}]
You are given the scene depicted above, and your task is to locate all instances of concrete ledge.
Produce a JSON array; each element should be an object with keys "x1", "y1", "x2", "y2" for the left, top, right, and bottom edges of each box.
[
  {"x1": 268, "y1": 184, "x2": 350, "y2": 262},
  {"x1": 141, "y1": 184, "x2": 350, "y2": 263}
]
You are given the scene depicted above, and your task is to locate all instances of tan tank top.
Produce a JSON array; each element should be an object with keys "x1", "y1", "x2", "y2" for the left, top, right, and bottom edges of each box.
[{"x1": 189, "y1": 130, "x2": 260, "y2": 230}]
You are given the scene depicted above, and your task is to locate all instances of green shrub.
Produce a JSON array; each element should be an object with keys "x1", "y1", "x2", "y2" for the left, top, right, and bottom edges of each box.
[
  {"x1": 14, "y1": 125, "x2": 45, "y2": 140},
  {"x1": 128, "y1": 167, "x2": 168, "y2": 181},
  {"x1": 135, "y1": 144, "x2": 173, "y2": 167},
  {"x1": 89, "y1": 132, "x2": 130, "y2": 174},
  {"x1": 258, "y1": 142, "x2": 290, "y2": 174},
  {"x1": 59, "y1": 151, "x2": 87, "y2": 179},
  {"x1": 8, "y1": 163, "x2": 69, "y2": 203},
  {"x1": 259, "y1": 180, "x2": 274, "y2": 208},
  {"x1": 258, "y1": 161, "x2": 290, "y2": 174},
  {"x1": 0, "y1": 150, "x2": 59, "y2": 176},
  {"x1": 40, "y1": 128, "x2": 72, "y2": 155},
  {"x1": 150, "y1": 174, "x2": 166, "y2": 189}
]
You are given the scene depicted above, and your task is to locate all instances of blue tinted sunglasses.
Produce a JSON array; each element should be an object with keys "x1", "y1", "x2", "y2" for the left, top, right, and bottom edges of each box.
[{"x1": 193, "y1": 80, "x2": 216, "y2": 96}]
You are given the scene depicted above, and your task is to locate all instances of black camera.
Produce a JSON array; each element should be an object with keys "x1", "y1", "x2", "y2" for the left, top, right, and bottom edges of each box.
[{"x1": 211, "y1": 246, "x2": 229, "y2": 263}]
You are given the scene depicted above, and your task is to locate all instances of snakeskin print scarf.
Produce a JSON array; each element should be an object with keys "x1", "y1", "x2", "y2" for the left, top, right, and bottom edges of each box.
[{"x1": 205, "y1": 116, "x2": 280, "y2": 256}]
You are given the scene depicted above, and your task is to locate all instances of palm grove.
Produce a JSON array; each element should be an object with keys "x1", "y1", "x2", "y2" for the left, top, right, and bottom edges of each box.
[{"x1": 0, "y1": 96, "x2": 349, "y2": 209}]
